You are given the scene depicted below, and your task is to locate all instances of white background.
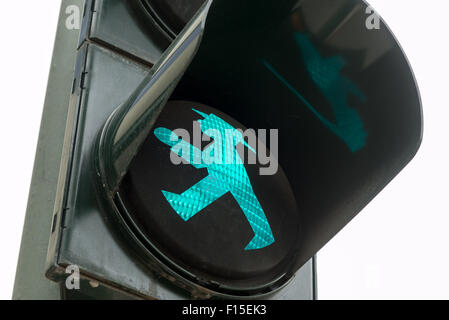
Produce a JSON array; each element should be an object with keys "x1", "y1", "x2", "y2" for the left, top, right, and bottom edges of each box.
[{"x1": 0, "y1": 0, "x2": 447, "y2": 300}]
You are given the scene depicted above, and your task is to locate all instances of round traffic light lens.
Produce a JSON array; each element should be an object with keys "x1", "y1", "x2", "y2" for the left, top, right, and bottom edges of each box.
[{"x1": 118, "y1": 101, "x2": 302, "y2": 294}]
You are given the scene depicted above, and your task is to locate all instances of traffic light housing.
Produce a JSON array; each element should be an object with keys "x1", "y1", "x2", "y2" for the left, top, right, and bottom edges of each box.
[{"x1": 16, "y1": 0, "x2": 422, "y2": 300}]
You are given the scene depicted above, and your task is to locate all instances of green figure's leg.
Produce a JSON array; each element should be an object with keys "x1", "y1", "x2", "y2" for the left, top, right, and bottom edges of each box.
[
  {"x1": 231, "y1": 185, "x2": 275, "y2": 250},
  {"x1": 162, "y1": 175, "x2": 228, "y2": 222}
]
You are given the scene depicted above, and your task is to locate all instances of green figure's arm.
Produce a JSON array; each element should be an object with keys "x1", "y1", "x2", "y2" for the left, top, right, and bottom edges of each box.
[{"x1": 154, "y1": 127, "x2": 206, "y2": 169}]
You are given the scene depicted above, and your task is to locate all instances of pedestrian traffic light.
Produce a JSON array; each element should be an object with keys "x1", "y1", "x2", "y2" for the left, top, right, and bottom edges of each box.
[{"x1": 15, "y1": 0, "x2": 422, "y2": 300}]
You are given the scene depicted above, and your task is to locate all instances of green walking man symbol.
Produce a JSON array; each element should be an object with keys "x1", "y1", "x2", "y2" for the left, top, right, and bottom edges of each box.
[{"x1": 154, "y1": 109, "x2": 275, "y2": 251}]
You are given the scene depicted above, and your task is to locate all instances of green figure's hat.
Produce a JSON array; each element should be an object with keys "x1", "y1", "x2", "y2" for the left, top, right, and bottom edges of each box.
[{"x1": 192, "y1": 108, "x2": 256, "y2": 154}]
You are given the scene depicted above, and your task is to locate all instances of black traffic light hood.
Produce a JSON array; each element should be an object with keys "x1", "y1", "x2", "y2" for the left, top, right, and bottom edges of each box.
[{"x1": 95, "y1": 0, "x2": 422, "y2": 297}]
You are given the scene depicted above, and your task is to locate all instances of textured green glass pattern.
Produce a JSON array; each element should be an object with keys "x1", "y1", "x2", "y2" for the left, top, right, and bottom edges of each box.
[{"x1": 154, "y1": 109, "x2": 275, "y2": 251}]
